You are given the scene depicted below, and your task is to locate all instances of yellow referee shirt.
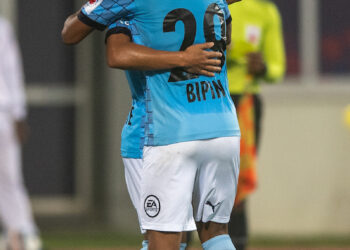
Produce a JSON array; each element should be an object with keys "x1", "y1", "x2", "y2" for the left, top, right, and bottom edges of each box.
[{"x1": 227, "y1": 0, "x2": 286, "y2": 94}]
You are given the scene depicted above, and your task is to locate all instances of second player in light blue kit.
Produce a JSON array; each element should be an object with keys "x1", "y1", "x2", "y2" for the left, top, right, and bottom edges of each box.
[
  {"x1": 79, "y1": 0, "x2": 240, "y2": 143},
  {"x1": 107, "y1": 20, "x2": 197, "y2": 250},
  {"x1": 68, "y1": 0, "x2": 242, "y2": 249},
  {"x1": 62, "y1": 10, "x2": 223, "y2": 250}
]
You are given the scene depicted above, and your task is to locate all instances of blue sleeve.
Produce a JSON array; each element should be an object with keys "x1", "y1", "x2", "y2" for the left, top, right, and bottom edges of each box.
[
  {"x1": 105, "y1": 20, "x2": 133, "y2": 42},
  {"x1": 79, "y1": 0, "x2": 136, "y2": 30}
]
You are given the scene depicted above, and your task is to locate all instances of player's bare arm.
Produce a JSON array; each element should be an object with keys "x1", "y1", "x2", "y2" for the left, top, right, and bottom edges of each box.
[
  {"x1": 106, "y1": 33, "x2": 223, "y2": 77},
  {"x1": 61, "y1": 11, "x2": 94, "y2": 45},
  {"x1": 61, "y1": 10, "x2": 222, "y2": 76}
]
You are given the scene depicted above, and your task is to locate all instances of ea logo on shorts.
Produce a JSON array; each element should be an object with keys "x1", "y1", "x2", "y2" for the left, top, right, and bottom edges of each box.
[{"x1": 144, "y1": 195, "x2": 160, "y2": 218}]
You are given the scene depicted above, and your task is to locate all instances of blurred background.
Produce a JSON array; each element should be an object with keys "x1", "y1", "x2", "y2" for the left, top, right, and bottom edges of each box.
[{"x1": 0, "y1": 0, "x2": 350, "y2": 249}]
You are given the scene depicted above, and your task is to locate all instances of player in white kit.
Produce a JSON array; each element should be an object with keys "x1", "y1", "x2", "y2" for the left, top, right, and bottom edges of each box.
[{"x1": 0, "y1": 17, "x2": 42, "y2": 250}]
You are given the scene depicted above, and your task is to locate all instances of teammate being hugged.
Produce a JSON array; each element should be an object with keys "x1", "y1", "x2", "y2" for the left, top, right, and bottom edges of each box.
[
  {"x1": 62, "y1": 0, "x2": 242, "y2": 249},
  {"x1": 105, "y1": 19, "x2": 222, "y2": 250},
  {"x1": 62, "y1": 2, "x2": 226, "y2": 250}
]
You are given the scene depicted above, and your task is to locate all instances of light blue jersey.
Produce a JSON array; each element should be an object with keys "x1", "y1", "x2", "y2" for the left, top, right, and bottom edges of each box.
[
  {"x1": 81, "y1": 0, "x2": 240, "y2": 146},
  {"x1": 121, "y1": 71, "x2": 145, "y2": 158},
  {"x1": 107, "y1": 20, "x2": 146, "y2": 158}
]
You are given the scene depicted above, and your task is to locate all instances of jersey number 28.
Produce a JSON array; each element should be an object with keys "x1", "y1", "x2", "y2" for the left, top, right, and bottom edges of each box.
[{"x1": 163, "y1": 3, "x2": 227, "y2": 82}]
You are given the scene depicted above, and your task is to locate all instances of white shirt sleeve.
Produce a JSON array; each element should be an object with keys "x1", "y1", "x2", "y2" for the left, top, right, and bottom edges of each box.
[{"x1": 0, "y1": 18, "x2": 27, "y2": 120}]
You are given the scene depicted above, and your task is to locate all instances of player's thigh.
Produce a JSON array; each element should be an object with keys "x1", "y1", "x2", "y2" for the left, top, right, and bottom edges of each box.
[
  {"x1": 193, "y1": 136, "x2": 240, "y2": 224},
  {"x1": 140, "y1": 143, "x2": 197, "y2": 232}
]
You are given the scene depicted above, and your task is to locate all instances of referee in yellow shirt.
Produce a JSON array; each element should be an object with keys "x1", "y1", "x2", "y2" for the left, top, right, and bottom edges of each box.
[{"x1": 226, "y1": 0, "x2": 285, "y2": 249}]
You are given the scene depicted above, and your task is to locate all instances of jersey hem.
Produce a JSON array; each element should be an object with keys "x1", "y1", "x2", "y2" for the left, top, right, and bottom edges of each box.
[
  {"x1": 141, "y1": 222, "x2": 196, "y2": 232},
  {"x1": 121, "y1": 150, "x2": 142, "y2": 159},
  {"x1": 145, "y1": 130, "x2": 241, "y2": 146}
]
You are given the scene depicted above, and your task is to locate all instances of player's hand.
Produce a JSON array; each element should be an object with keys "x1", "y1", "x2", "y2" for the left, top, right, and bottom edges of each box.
[
  {"x1": 14, "y1": 120, "x2": 29, "y2": 144},
  {"x1": 183, "y1": 42, "x2": 222, "y2": 77},
  {"x1": 246, "y1": 52, "x2": 266, "y2": 76},
  {"x1": 226, "y1": 0, "x2": 242, "y2": 5}
]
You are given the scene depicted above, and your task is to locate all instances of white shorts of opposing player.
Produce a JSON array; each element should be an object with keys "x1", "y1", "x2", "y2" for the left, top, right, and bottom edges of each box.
[
  {"x1": 139, "y1": 136, "x2": 240, "y2": 232},
  {"x1": 0, "y1": 113, "x2": 41, "y2": 250}
]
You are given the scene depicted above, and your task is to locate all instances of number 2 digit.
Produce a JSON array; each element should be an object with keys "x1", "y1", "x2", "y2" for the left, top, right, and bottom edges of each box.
[
  {"x1": 163, "y1": 5, "x2": 227, "y2": 82},
  {"x1": 163, "y1": 9, "x2": 198, "y2": 82}
]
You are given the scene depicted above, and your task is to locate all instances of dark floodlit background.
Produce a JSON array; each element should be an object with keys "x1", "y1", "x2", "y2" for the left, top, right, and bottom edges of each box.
[{"x1": 0, "y1": 0, "x2": 349, "y2": 248}]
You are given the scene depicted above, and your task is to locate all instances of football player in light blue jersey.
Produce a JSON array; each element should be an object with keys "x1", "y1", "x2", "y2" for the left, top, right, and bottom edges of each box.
[
  {"x1": 63, "y1": 0, "x2": 242, "y2": 249},
  {"x1": 62, "y1": 8, "x2": 223, "y2": 250},
  {"x1": 75, "y1": 0, "x2": 241, "y2": 249},
  {"x1": 77, "y1": 0, "x2": 241, "y2": 145},
  {"x1": 107, "y1": 20, "x2": 223, "y2": 250}
]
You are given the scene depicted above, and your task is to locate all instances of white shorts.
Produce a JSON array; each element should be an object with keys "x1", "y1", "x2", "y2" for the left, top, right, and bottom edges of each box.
[
  {"x1": 123, "y1": 157, "x2": 196, "y2": 233},
  {"x1": 122, "y1": 158, "x2": 145, "y2": 234},
  {"x1": 140, "y1": 136, "x2": 240, "y2": 232}
]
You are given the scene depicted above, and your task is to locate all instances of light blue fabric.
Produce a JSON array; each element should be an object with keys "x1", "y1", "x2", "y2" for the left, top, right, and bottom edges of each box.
[
  {"x1": 202, "y1": 234, "x2": 236, "y2": 250},
  {"x1": 107, "y1": 20, "x2": 146, "y2": 159},
  {"x1": 180, "y1": 243, "x2": 187, "y2": 250},
  {"x1": 140, "y1": 240, "x2": 187, "y2": 249},
  {"x1": 141, "y1": 240, "x2": 148, "y2": 250},
  {"x1": 84, "y1": 0, "x2": 240, "y2": 147}
]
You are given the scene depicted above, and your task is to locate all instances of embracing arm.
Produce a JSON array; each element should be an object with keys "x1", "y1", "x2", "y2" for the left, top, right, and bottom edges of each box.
[
  {"x1": 62, "y1": 0, "x2": 132, "y2": 45},
  {"x1": 106, "y1": 34, "x2": 222, "y2": 76},
  {"x1": 61, "y1": 11, "x2": 94, "y2": 45}
]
